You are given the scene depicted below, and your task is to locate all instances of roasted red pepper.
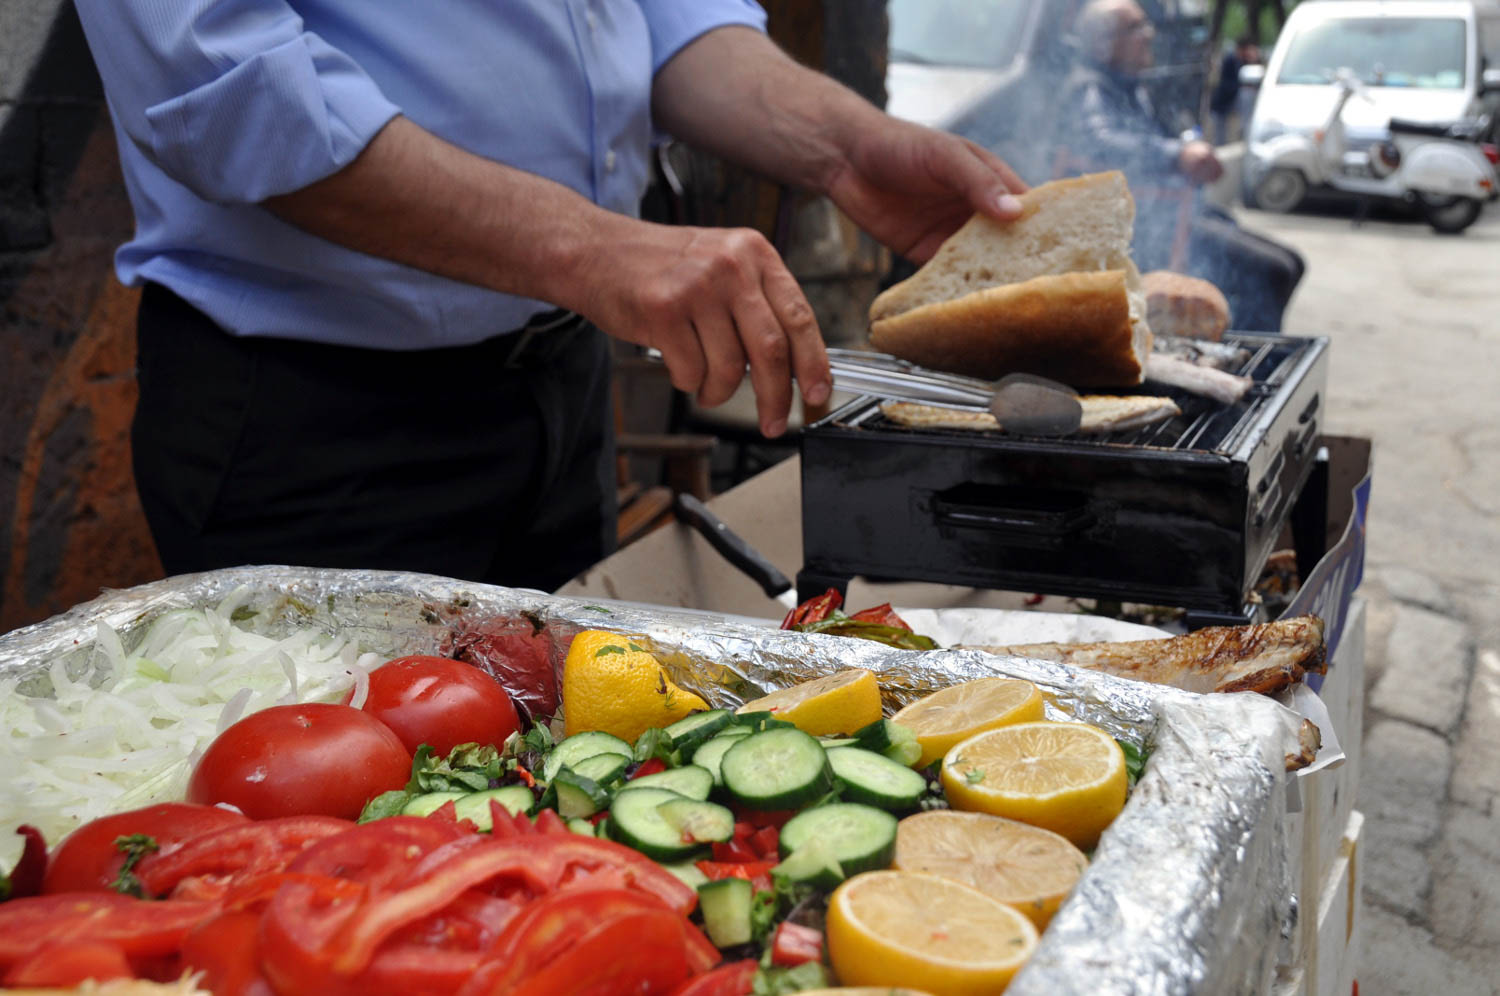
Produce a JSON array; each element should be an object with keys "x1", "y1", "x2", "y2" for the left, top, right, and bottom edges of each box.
[
  {"x1": 847, "y1": 603, "x2": 913, "y2": 631},
  {"x1": 779, "y1": 588, "x2": 843, "y2": 630}
]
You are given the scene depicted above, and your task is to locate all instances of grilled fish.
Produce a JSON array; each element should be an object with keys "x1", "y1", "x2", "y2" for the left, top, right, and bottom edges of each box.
[
  {"x1": 880, "y1": 395, "x2": 1181, "y2": 435},
  {"x1": 1144, "y1": 352, "x2": 1252, "y2": 405},
  {"x1": 963, "y1": 615, "x2": 1326, "y2": 696}
]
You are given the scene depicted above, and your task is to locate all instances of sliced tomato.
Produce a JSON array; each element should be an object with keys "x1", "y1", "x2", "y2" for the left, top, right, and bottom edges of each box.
[
  {"x1": 668, "y1": 958, "x2": 759, "y2": 996},
  {"x1": 458, "y1": 887, "x2": 671, "y2": 993},
  {"x1": 770, "y1": 921, "x2": 824, "y2": 967},
  {"x1": 712, "y1": 837, "x2": 759, "y2": 864},
  {"x1": 356, "y1": 893, "x2": 520, "y2": 996},
  {"x1": 488, "y1": 906, "x2": 692, "y2": 995},
  {"x1": 729, "y1": 805, "x2": 798, "y2": 831},
  {"x1": 677, "y1": 919, "x2": 724, "y2": 976},
  {"x1": 695, "y1": 860, "x2": 776, "y2": 893},
  {"x1": 0, "y1": 893, "x2": 216, "y2": 970},
  {"x1": 42, "y1": 803, "x2": 250, "y2": 896},
  {"x1": 180, "y1": 911, "x2": 276, "y2": 996},
  {"x1": 749, "y1": 825, "x2": 780, "y2": 860},
  {"x1": 286, "y1": 817, "x2": 474, "y2": 891},
  {"x1": 2, "y1": 941, "x2": 133, "y2": 988},
  {"x1": 136, "y1": 816, "x2": 352, "y2": 900},
  {"x1": 630, "y1": 758, "x2": 668, "y2": 780}
]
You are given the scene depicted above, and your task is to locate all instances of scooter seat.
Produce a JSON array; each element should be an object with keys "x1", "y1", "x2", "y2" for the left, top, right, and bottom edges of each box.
[{"x1": 1388, "y1": 117, "x2": 1481, "y2": 141}]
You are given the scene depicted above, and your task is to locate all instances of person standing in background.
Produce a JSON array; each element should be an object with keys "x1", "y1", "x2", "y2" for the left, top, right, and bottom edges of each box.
[{"x1": 1210, "y1": 35, "x2": 1261, "y2": 145}]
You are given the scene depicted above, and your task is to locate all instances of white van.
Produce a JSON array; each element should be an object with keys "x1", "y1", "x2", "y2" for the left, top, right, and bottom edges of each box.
[{"x1": 1244, "y1": 0, "x2": 1500, "y2": 202}]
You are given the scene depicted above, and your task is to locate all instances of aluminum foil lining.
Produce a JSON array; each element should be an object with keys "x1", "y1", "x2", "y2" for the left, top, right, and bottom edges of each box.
[{"x1": 0, "y1": 567, "x2": 1307, "y2": 994}]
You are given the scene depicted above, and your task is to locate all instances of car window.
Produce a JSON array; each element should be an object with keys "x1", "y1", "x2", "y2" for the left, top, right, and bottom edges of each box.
[
  {"x1": 1276, "y1": 16, "x2": 1468, "y2": 89},
  {"x1": 888, "y1": 0, "x2": 1033, "y2": 69}
]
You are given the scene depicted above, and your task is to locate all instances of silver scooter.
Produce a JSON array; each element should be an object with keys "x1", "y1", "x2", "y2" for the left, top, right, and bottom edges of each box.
[{"x1": 1249, "y1": 67, "x2": 1497, "y2": 233}]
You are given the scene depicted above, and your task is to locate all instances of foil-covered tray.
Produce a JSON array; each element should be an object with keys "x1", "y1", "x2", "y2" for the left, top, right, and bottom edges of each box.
[{"x1": 0, "y1": 566, "x2": 1310, "y2": 995}]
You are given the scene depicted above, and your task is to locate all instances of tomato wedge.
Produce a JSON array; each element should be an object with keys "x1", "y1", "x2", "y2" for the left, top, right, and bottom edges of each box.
[
  {"x1": 770, "y1": 921, "x2": 824, "y2": 967},
  {"x1": 287, "y1": 817, "x2": 475, "y2": 891},
  {"x1": 180, "y1": 910, "x2": 277, "y2": 996},
  {"x1": 136, "y1": 816, "x2": 353, "y2": 900},
  {"x1": 484, "y1": 906, "x2": 693, "y2": 995},
  {"x1": 668, "y1": 958, "x2": 759, "y2": 996},
  {"x1": 2, "y1": 941, "x2": 134, "y2": 988},
  {"x1": 0, "y1": 893, "x2": 215, "y2": 970}
]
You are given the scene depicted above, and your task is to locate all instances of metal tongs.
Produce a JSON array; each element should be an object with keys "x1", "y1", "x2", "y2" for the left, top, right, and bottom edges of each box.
[{"x1": 826, "y1": 348, "x2": 1083, "y2": 436}]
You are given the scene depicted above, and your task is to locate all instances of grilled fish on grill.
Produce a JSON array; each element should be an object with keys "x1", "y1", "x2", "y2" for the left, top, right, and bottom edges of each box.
[
  {"x1": 963, "y1": 615, "x2": 1326, "y2": 695},
  {"x1": 879, "y1": 395, "x2": 1180, "y2": 435},
  {"x1": 1144, "y1": 353, "x2": 1252, "y2": 405}
]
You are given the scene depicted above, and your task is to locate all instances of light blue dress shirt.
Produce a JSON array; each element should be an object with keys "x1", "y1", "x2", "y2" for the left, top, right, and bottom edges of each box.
[{"x1": 73, "y1": 1, "x2": 768, "y2": 350}]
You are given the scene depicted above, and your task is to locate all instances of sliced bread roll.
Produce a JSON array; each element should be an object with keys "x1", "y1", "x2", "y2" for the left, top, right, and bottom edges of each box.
[{"x1": 869, "y1": 171, "x2": 1152, "y2": 387}]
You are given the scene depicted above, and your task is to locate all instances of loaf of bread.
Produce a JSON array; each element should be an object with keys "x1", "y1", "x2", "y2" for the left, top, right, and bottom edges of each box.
[
  {"x1": 1141, "y1": 270, "x2": 1230, "y2": 341},
  {"x1": 869, "y1": 171, "x2": 1152, "y2": 388}
]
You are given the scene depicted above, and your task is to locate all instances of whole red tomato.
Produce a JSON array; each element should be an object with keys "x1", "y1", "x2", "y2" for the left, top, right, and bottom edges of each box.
[
  {"x1": 186, "y1": 704, "x2": 411, "y2": 821},
  {"x1": 354, "y1": 656, "x2": 521, "y2": 756},
  {"x1": 42, "y1": 802, "x2": 249, "y2": 895}
]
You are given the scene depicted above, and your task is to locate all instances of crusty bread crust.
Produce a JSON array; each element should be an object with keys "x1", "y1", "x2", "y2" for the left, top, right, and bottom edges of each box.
[
  {"x1": 1141, "y1": 270, "x2": 1230, "y2": 341},
  {"x1": 870, "y1": 270, "x2": 1145, "y2": 386},
  {"x1": 869, "y1": 171, "x2": 1136, "y2": 323}
]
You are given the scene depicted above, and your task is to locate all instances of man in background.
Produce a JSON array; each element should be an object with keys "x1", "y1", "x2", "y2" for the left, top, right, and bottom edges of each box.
[
  {"x1": 1063, "y1": 0, "x2": 1302, "y2": 332},
  {"x1": 1211, "y1": 35, "x2": 1261, "y2": 145}
]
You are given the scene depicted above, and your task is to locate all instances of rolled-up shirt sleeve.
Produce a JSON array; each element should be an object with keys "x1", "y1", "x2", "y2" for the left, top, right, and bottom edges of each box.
[
  {"x1": 74, "y1": 1, "x2": 399, "y2": 204},
  {"x1": 636, "y1": 0, "x2": 768, "y2": 72}
]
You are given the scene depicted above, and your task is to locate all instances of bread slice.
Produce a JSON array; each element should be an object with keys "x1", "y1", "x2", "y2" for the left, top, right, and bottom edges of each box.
[
  {"x1": 880, "y1": 395, "x2": 1180, "y2": 435},
  {"x1": 1141, "y1": 270, "x2": 1230, "y2": 341},
  {"x1": 869, "y1": 171, "x2": 1152, "y2": 387}
]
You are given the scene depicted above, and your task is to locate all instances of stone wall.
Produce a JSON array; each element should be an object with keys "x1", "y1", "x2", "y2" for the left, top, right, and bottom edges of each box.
[{"x1": 1, "y1": 1, "x2": 160, "y2": 631}]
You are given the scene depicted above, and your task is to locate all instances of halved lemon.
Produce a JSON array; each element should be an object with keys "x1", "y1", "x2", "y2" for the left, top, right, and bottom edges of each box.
[
  {"x1": 940, "y1": 721, "x2": 1127, "y2": 850},
  {"x1": 892, "y1": 677, "x2": 1044, "y2": 769},
  {"x1": 826, "y1": 870, "x2": 1038, "y2": 995},
  {"x1": 893, "y1": 809, "x2": 1088, "y2": 929},
  {"x1": 562, "y1": 630, "x2": 709, "y2": 742},
  {"x1": 737, "y1": 668, "x2": 883, "y2": 737}
]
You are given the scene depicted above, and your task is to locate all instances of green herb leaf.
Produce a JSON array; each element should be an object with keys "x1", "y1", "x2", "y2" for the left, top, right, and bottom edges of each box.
[
  {"x1": 229, "y1": 605, "x2": 259, "y2": 623},
  {"x1": 749, "y1": 888, "x2": 778, "y2": 944},
  {"x1": 1118, "y1": 739, "x2": 1148, "y2": 788},
  {"x1": 594, "y1": 645, "x2": 626, "y2": 657},
  {"x1": 110, "y1": 834, "x2": 160, "y2": 897},
  {"x1": 522, "y1": 724, "x2": 555, "y2": 756},
  {"x1": 751, "y1": 959, "x2": 830, "y2": 995},
  {"x1": 632, "y1": 727, "x2": 675, "y2": 764},
  {"x1": 581, "y1": 605, "x2": 612, "y2": 614},
  {"x1": 358, "y1": 789, "x2": 414, "y2": 823},
  {"x1": 965, "y1": 768, "x2": 986, "y2": 784}
]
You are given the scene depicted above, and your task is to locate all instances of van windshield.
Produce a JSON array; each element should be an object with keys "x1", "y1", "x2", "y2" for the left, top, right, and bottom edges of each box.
[
  {"x1": 1276, "y1": 17, "x2": 1467, "y2": 88},
  {"x1": 888, "y1": 0, "x2": 1031, "y2": 69}
]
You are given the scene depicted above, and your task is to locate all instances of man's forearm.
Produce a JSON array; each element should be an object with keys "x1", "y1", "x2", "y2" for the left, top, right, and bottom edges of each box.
[
  {"x1": 650, "y1": 26, "x2": 881, "y2": 196},
  {"x1": 264, "y1": 115, "x2": 626, "y2": 314}
]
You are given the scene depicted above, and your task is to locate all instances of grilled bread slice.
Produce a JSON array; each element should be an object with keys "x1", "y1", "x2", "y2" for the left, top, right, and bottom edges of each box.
[{"x1": 869, "y1": 171, "x2": 1152, "y2": 388}]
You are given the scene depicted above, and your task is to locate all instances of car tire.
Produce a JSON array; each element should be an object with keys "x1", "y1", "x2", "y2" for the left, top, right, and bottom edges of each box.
[{"x1": 1252, "y1": 168, "x2": 1308, "y2": 213}]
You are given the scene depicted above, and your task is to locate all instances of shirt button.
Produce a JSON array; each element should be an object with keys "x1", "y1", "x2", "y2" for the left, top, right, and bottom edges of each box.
[{"x1": 604, "y1": 149, "x2": 617, "y2": 172}]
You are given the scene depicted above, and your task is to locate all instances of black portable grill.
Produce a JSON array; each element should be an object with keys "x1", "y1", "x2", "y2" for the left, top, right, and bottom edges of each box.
[{"x1": 798, "y1": 332, "x2": 1331, "y2": 626}]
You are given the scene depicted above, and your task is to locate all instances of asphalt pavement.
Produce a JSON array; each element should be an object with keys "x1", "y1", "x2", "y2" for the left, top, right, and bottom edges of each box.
[{"x1": 1245, "y1": 197, "x2": 1500, "y2": 993}]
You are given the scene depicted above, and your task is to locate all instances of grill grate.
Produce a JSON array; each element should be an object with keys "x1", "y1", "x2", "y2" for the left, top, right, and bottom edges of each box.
[{"x1": 846, "y1": 333, "x2": 1313, "y2": 456}]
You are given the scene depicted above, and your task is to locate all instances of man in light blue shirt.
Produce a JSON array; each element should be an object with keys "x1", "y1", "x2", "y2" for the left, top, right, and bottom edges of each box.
[{"x1": 74, "y1": 1, "x2": 1027, "y2": 589}]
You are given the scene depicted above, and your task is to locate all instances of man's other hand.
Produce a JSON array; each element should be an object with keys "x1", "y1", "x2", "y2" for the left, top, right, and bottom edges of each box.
[
  {"x1": 1178, "y1": 140, "x2": 1224, "y2": 185},
  {"x1": 576, "y1": 219, "x2": 831, "y2": 440},
  {"x1": 827, "y1": 120, "x2": 1028, "y2": 264}
]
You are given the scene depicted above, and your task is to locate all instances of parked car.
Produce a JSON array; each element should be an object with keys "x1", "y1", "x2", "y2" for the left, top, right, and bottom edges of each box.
[{"x1": 1242, "y1": 0, "x2": 1500, "y2": 209}]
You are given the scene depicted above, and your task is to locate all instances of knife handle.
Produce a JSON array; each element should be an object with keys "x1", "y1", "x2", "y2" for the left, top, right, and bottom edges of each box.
[{"x1": 672, "y1": 493, "x2": 794, "y2": 600}]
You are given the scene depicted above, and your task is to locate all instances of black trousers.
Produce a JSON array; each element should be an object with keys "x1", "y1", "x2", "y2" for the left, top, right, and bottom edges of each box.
[{"x1": 132, "y1": 284, "x2": 617, "y2": 592}]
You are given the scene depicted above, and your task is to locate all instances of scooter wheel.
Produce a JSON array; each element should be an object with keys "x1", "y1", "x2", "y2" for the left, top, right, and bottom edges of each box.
[
  {"x1": 1418, "y1": 194, "x2": 1482, "y2": 234},
  {"x1": 1252, "y1": 168, "x2": 1308, "y2": 214}
]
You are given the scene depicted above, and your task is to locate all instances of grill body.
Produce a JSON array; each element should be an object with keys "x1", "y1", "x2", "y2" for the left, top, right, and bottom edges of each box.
[{"x1": 798, "y1": 334, "x2": 1330, "y2": 620}]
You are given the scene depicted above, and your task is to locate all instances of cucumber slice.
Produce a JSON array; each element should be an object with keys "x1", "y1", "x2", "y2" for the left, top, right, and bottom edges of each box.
[
  {"x1": 553, "y1": 768, "x2": 611, "y2": 819},
  {"x1": 720, "y1": 728, "x2": 834, "y2": 810},
  {"x1": 567, "y1": 817, "x2": 599, "y2": 836},
  {"x1": 772, "y1": 837, "x2": 844, "y2": 891},
  {"x1": 401, "y1": 791, "x2": 466, "y2": 817},
  {"x1": 778, "y1": 803, "x2": 897, "y2": 878},
  {"x1": 818, "y1": 737, "x2": 858, "y2": 749},
  {"x1": 657, "y1": 798, "x2": 734, "y2": 846},
  {"x1": 661, "y1": 861, "x2": 710, "y2": 890},
  {"x1": 663, "y1": 709, "x2": 735, "y2": 756},
  {"x1": 732, "y1": 711, "x2": 798, "y2": 733},
  {"x1": 884, "y1": 739, "x2": 924, "y2": 768},
  {"x1": 607, "y1": 788, "x2": 708, "y2": 862},
  {"x1": 826, "y1": 747, "x2": 927, "y2": 811},
  {"x1": 453, "y1": 786, "x2": 534, "y2": 830},
  {"x1": 571, "y1": 752, "x2": 630, "y2": 787},
  {"x1": 852, "y1": 719, "x2": 916, "y2": 755},
  {"x1": 542, "y1": 731, "x2": 632, "y2": 783},
  {"x1": 692, "y1": 730, "x2": 753, "y2": 786},
  {"x1": 698, "y1": 878, "x2": 754, "y2": 948},
  {"x1": 620, "y1": 765, "x2": 715, "y2": 801}
]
